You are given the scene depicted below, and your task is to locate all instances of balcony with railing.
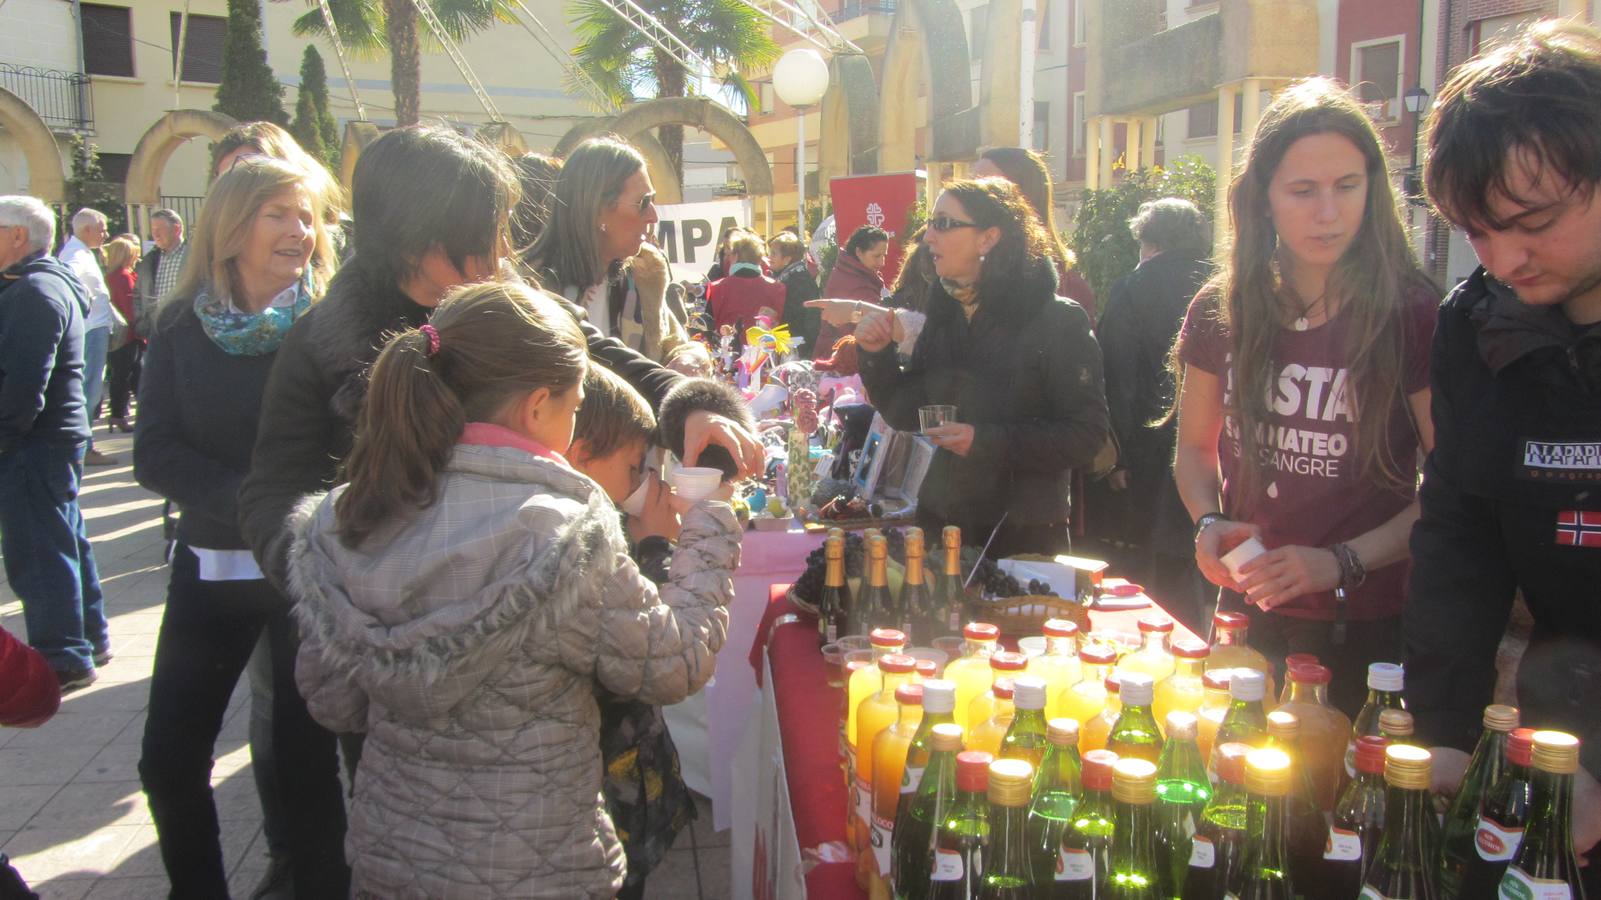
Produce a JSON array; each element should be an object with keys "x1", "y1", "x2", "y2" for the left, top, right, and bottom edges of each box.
[
  {"x1": 835, "y1": 0, "x2": 897, "y2": 18},
  {"x1": 0, "y1": 63, "x2": 93, "y2": 133}
]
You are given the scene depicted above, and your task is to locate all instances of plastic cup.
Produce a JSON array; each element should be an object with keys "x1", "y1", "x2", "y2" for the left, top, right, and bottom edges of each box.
[
  {"x1": 822, "y1": 643, "x2": 848, "y2": 689},
  {"x1": 838, "y1": 635, "x2": 873, "y2": 653},
  {"x1": 1017, "y1": 636, "x2": 1048, "y2": 658},
  {"x1": 669, "y1": 465, "x2": 723, "y2": 501},
  {"x1": 1221, "y1": 536, "x2": 1268, "y2": 581},
  {"x1": 931, "y1": 635, "x2": 966, "y2": 660},
  {"x1": 919, "y1": 404, "x2": 957, "y2": 433}
]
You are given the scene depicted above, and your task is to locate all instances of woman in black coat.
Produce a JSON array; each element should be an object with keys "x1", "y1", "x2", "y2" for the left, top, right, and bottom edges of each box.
[{"x1": 856, "y1": 177, "x2": 1109, "y2": 557}]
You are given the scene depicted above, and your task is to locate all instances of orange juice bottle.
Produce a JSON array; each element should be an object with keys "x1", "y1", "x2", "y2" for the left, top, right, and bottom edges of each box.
[
  {"x1": 1195, "y1": 667, "x2": 1234, "y2": 764},
  {"x1": 967, "y1": 678, "x2": 1017, "y2": 757},
  {"x1": 869, "y1": 682, "x2": 923, "y2": 890},
  {"x1": 1080, "y1": 673, "x2": 1122, "y2": 754},
  {"x1": 1034, "y1": 618, "x2": 1083, "y2": 717},
  {"x1": 841, "y1": 654, "x2": 873, "y2": 860},
  {"x1": 1116, "y1": 615, "x2": 1177, "y2": 683},
  {"x1": 1060, "y1": 644, "x2": 1118, "y2": 734},
  {"x1": 1206, "y1": 611, "x2": 1275, "y2": 704},
  {"x1": 1154, "y1": 637, "x2": 1210, "y2": 733},
  {"x1": 1278, "y1": 653, "x2": 1321, "y2": 705},
  {"x1": 943, "y1": 622, "x2": 1000, "y2": 731},
  {"x1": 854, "y1": 653, "x2": 918, "y2": 889},
  {"x1": 966, "y1": 650, "x2": 1030, "y2": 729},
  {"x1": 847, "y1": 628, "x2": 908, "y2": 769},
  {"x1": 1276, "y1": 663, "x2": 1350, "y2": 810}
]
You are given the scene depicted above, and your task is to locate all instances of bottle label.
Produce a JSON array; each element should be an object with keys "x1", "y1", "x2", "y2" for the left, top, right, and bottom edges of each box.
[
  {"x1": 1057, "y1": 847, "x2": 1094, "y2": 881},
  {"x1": 1324, "y1": 825, "x2": 1363, "y2": 862},
  {"x1": 855, "y1": 775, "x2": 872, "y2": 832},
  {"x1": 1475, "y1": 816, "x2": 1525, "y2": 862},
  {"x1": 870, "y1": 813, "x2": 893, "y2": 875},
  {"x1": 901, "y1": 765, "x2": 925, "y2": 797},
  {"x1": 931, "y1": 848, "x2": 964, "y2": 882},
  {"x1": 1188, "y1": 834, "x2": 1215, "y2": 868},
  {"x1": 826, "y1": 621, "x2": 839, "y2": 644},
  {"x1": 1499, "y1": 865, "x2": 1574, "y2": 900},
  {"x1": 1345, "y1": 739, "x2": 1358, "y2": 779}
]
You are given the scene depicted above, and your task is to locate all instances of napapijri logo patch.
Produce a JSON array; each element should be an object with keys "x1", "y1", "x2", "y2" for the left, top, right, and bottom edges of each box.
[{"x1": 1520, "y1": 440, "x2": 1601, "y2": 481}]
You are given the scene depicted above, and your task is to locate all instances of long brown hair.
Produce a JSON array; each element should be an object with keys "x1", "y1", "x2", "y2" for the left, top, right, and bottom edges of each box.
[
  {"x1": 336, "y1": 281, "x2": 588, "y2": 547},
  {"x1": 1184, "y1": 77, "x2": 1435, "y2": 510},
  {"x1": 527, "y1": 135, "x2": 646, "y2": 290},
  {"x1": 979, "y1": 146, "x2": 1079, "y2": 277},
  {"x1": 938, "y1": 177, "x2": 1054, "y2": 317}
]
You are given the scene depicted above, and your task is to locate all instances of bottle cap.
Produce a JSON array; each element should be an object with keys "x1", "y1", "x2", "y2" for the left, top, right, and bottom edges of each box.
[
  {"x1": 1079, "y1": 645, "x2": 1118, "y2": 666},
  {"x1": 1111, "y1": 758, "x2": 1158, "y2": 805},
  {"x1": 1081, "y1": 749, "x2": 1119, "y2": 791},
  {"x1": 1288, "y1": 663, "x2": 1332, "y2": 685},
  {"x1": 956, "y1": 751, "x2": 994, "y2": 792},
  {"x1": 827, "y1": 527, "x2": 845, "y2": 541},
  {"x1": 894, "y1": 683, "x2": 924, "y2": 706},
  {"x1": 1508, "y1": 728, "x2": 1536, "y2": 767},
  {"x1": 1202, "y1": 668, "x2": 1234, "y2": 691},
  {"x1": 1531, "y1": 730, "x2": 1581, "y2": 775},
  {"x1": 1378, "y1": 709, "x2": 1414, "y2": 738},
  {"x1": 870, "y1": 628, "x2": 907, "y2": 649},
  {"x1": 963, "y1": 622, "x2": 1000, "y2": 641},
  {"x1": 1120, "y1": 673, "x2": 1155, "y2": 706},
  {"x1": 1266, "y1": 710, "x2": 1300, "y2": 740},
  {"x1": 1012, "y1": 676, "x2": 1047, "y2": 711},
  {"x1": 1482, "y1": 704, "x2": 1520, "y2": 732},
  {"x1": 991, "y1": 678, "x2": 1015, "y2": 701},
  {"x1": 904, "y1": 527, "x2": 924, "y2": 555},
  {"x1": 921, "y1": 679, "x2": 956, "y2": 714},
  {"x1": 868, "y1": 534, "x2": 887, "y2": 558},
  {"x1": 1137, "y1": 616, "x2": 1174, "y2": 634},
  {"x1": 942, "y1": 525, "x2": 961, "y2": 547},
  {"x1": 879, "y1": 654, "x2": 917, "y2": 675},
  {"x1": 989, "y1": 651, "x2": 1029, "y2": 672},
  {"x1": 1245, "y1": 747, "x2": 1293, "y2": 796},
  {"x1": 825, "y1": 536, "x2": 844, "y2": 556},
  {"x1": 1213, "y1": 610, "x2": 1250, "y2": 630},
  {"x1": 1047, "y1": 718, "x2": 1081, "y2": 747},
  {"x1": 931, "y1": 722, "x2": 965, "y2": 753},
  {"x1": 915, "y1": 659, "x2": 938, "y2": 677},
  {"x1": 1104, "y1": 674, "x2": 1122, "y2": 694},
  {"x1": 1229, "y1": 668, "x2": 1266, "y2": 702},
  {"x1": 1216, "y1": 742, "x2": 1251, "y2": 785},
  {"x1": 1366, "y1": 662, "x2": 1404, "y2": 692},
  {"x1": 987, "y1": 758, "x2": 1035, "y2": 806},
  {"x1": 1165, "y1": 711, "x2": 1199, "y2": 740},
  {"x1": 1285, "y1": 652, "x2": 1320, "y2": 671},
  {"x1": 1171, "y1": 638, "x2": 1210, "y2": 660},
  {"x1": 1383, "y1": 744, "x2": 1432, "y2": 790},
  {"x1": 1043, "y1": 618, "x2": 1080, "y2": 638},
  {"x1": 1355, "y1": 735, "x2": 1390, "y2": 774}
]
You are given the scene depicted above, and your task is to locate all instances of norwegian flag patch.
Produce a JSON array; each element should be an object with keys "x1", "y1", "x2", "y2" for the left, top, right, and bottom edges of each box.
[{"x1": 1556, "y1": 510, "x2": 1601, "y2": 548}]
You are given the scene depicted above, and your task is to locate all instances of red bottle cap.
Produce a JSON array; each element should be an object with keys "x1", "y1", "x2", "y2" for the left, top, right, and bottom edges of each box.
[
  {"x1": 1043, "y1": 618, "x2": 1080, "y2": 638},
  {"x1": 870, "y1": 628, "x2": 907, "y2": 648},
  {"x1": 1171, "y1": 638, "x2": 1210, "y2": 660},
  {"x1": 963, "y1": 623, "x2": 1000, "y2": 641},
  {"x1": 1079, "y1": 645, "x2": 1118, "y2": 666},
  {"x1": 1508, "y1": 728, "x2": 1536, "y2": 767},
  {"x1": 1138, "y1": 616, "x2": 1174, "y2": 634},
  {"x1": 1104, "y1": 674, "x2": 1122, "y2": 693},
  {"x1": 879, "y1": 654, "x2": 917, "y2": 674},
  {"x1": 1202, "y1": 668, "x2": 1234, "y2": 691},
  {"x1": 894, "y1": 683, "x2": 924, "y2": 706},
  {"x1": 1213, "y1": 611, "x2": 1250, "y2": 630},
  {"x1": 1285, "y1": 653, "x2": 1321, "y2": 670},
  {"x1": 989, "y1": 651, "x2": 1029, "y2": 672},
  {"x1": 1216, "y1": 742, "x2": 1252, "y2": 785},
  {"x1": 915, "y1": 659, "x2": 938, "y2": 678},
  {"x1": 1081, "y1": 749, "x2": 1119, "y2": 791},
  {"x1": 1289, "y1": 663, "x2": 1332, "y2": 685},
  {"x1": 956, "y1": 751, "x2": 995, "y2": 791},
  {"x1": 991, "y1": 678, "x2": 1016, "y2": 700},
  {"x1": 1355, "y1": 735, "x2": 1390, "y2": 774}
]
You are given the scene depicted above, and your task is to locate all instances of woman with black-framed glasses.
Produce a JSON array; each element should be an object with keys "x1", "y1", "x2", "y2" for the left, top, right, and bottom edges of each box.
[{"x1": 855, "y1": 177, "x2": 1110, "y2": 557}]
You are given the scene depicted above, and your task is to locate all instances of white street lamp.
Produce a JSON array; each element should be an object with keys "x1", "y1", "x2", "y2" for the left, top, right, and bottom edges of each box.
[{"x1": 773, "y1": 48, "x2": 830, "y2": 234}]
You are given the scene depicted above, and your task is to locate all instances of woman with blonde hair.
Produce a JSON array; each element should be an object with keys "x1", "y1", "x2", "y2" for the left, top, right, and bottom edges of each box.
[
  {"x1": 102, "y1": 235, "x2": 143, "y2": 432},
  {"x1": 133, "y1": 155, "x2": 349, "y2": 894},
  {"x1": 1171, "y1": 77, "x2": 1439, "y2": 715}
]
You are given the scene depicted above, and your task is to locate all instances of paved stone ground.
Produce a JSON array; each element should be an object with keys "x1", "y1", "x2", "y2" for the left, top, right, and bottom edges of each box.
[{"x1": 0, "y1": 430, "x2": 730, "y2": 898}]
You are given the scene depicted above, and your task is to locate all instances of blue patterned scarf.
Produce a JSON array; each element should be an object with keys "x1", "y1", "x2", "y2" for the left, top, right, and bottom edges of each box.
[{"x1": 193, "y1": 281, "x2": 310, "y2": 356}]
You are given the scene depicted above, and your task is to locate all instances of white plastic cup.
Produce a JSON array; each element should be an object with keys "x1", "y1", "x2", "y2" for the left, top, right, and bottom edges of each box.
[
  {"x1": 1016, "y1": 636, "x2": 1048, "y2": 658},
  {"x1": 621, "y1": 476, "x2": 652, "y2": 516},
  {"x1": 668, "y1": 466, "x2": 723, "y2": 501},
  {"x1": 1221, "y1": 536, "x2": 1267, "y2": 581}
]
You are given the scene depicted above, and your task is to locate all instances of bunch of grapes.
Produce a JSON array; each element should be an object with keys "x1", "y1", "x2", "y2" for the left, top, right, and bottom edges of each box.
[{"x1": 963, "y1": 554, "x2": 1055, "y2": 598}]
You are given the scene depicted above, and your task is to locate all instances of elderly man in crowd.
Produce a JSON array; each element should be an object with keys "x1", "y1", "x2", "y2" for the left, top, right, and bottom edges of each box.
[
  {"x1": 136, "y1": 208, "x2": 187, "y2": 324},
  {"x1": 0, "y1": 195, "x2": 111, "y2": 691},
  {"x1": 57, "y1": 206, "x2": 117, "y2": 466}
]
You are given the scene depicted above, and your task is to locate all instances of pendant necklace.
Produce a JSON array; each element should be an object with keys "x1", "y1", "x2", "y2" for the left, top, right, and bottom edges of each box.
[{"x1": 1287, "y1": 286, "x2": 1327, "y2": 331}]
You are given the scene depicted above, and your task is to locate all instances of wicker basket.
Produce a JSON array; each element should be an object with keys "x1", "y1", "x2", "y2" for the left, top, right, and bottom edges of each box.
[{"x1": 971, "y1": 594, "x2": 1092, "y2": 638}]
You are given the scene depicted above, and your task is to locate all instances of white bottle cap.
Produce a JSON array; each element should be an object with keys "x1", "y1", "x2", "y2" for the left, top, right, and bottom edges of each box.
[
  {"x1": 922, "y1": 679, "x2": 956, "y2": 714},
  {"x1": 1012, "y1": 675, "x2": 1047, "y2": 710},
  {"x1": 1367, "y1": 662, "x2": 1404, "y2": 693},
  {"x1": 1229, "y1": 668, "x2": 1266, "y2": 702},
  {"x1": 1119, "y1": 673, "x2": 1155, "y2": 706}
]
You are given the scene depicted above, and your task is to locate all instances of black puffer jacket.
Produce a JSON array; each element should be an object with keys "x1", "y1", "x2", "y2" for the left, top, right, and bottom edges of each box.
[{"x1": 858, "y1": 256, "x2": 1109, "y2": 531}]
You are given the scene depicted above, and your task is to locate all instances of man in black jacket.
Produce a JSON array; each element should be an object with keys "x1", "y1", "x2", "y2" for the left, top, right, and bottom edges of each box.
[
  {"x1": 1405, "y1": 20, "x2": 1601, "y2": 869},
  {"x1": 0, "y1": 195, "x2": 109, "y2": 691}
]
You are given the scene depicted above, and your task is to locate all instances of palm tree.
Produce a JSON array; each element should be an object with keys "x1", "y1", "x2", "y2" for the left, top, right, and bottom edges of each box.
[
  {"x1": 292, "y1": 0, "x2": 517, "y2": 127},
  {"x1": 567, "y1": 0, "x2": 778, "y2": 182}
]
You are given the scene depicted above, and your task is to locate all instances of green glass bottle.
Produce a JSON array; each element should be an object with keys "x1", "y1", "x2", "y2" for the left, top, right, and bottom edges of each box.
[
  {"x1": 1497, "y1": 731, "x2": 1585, "y2": 900},
  {"x1": 893, "y1": 722, "x2": 964, "y2": 900},
  {"x1": 1026, "y1": 718, "x2": 1082, "y2": 887},
  {"x1": 1183, "y1": 742, "x2": 1252, "y2": 900},
  {"x1": 1001, "y1": 676, "x2": 1051, "y2": 769},
  {"x1": 1227, "y1": 747, "x2": 1296, "y2": 900},
  {"x1": 1154, "y1": 711, "x2": 1211, "y2": 897},
  {"x1": 1438, "y1": 704, "x2": 1520, "y2": 899},
  {"x1": 1346, "y1": 662, "x2": 1406, "y2": 779},
  {"x1": 1208, "y1": 669, "x2": 1268, "y2": 782},
  {"x1": 818, "y1": 535, "x2": 848, "y2": 646},
  {"x1": 862, "y1": 534, "x2": 896, "y2": 633},
  {"x1": 1323, "y1": 735, "x2": 1390, "y2": 900},
  {"x1": 928, "y1": 526, "x2": 965, "y2": 638},
  {"x1": 1108, "y1": 673, "x2": 1165, "y2": 765},
  {"x1": 1359, "y1": 744, "x2": 1438, "y2": 899},
  {"x1": 1264, "y1": 710, "x2": 1326, "y2": 890},
  {"x1": 900, "y1": 527, "x2": 934, "y2": 644},
  {"x1": 930, "y1": 750, "x2": 994, "y2": 900},
  {"x1": 1107, "y1": 757, "x2": 1161, "y2": 899},
  {"x1": 1057, "y1": 749, "x2": 1120, "y2": 898},
  {"x1": 979, "y1": 758, "x2": 1037, "y2": 899},
  {"x1": 1458, "y1": 728, "x2": 1536, "y2": 897}
]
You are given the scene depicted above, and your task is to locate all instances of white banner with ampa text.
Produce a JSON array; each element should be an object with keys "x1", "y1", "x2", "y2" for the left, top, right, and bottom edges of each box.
[{"x1": 654, "y1": 198, "x2": 752, "y2": 280}]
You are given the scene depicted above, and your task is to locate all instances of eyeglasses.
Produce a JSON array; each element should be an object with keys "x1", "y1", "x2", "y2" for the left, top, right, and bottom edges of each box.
[
  {"x1": 928, "y1": 215, "x2": 979, "y2": 233},
  {"x1": 637, "y1": 193, "x2": 656, "y2": 214}
]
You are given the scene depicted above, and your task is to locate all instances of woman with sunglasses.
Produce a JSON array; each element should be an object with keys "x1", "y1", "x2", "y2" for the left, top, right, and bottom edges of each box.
[
  {"x1": 525, "y1": 135, "x2": 688, "y2": 363},
  {"x1": 856, "y1": 178, "x2": 1109, "y2": 557}
]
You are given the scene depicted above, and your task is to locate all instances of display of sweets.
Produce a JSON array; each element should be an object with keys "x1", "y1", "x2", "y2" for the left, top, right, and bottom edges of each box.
[
  {"x1": 1229, "y1": 747, "x2": 1297, "y2": 899},
  {"x1": 968, "y1": 652, "x2": 1032, "y2": 730},
  {"x1": 946, "y1": 623, "x2": 1002, "y2": 732},
  {"x1": 1276, "y1": 662, "x2": 1352, "y2": 810},
  {"x1": 1438, "y1": 704, "x2": 1521, "y2": 899},
  {"x1": 929, "y1": 751, "x2": 995, "y2": 899},
  {"x1": 1206, "y1": 612, "x2": 1275, "y2": 704},
  {"x1": 893, "y1": 722, "x2": 965, "y2": 900},
  {"x1": 1496, "y1": 731, "x2": 1585, "y2": 900},
  {"x1": 1323, "y1": 735, "x2": 1391, "y2": 899},
  {"x1": 870, "y1": 683, "x2": 925, "y2": 890},
  {"x1": 1107, "y1": 673, "x2": 1163, "y2": 764},
  {"x1": 1153, "y1": 638, "x2": 1209, "y2": 734},
  {"x1": 1208, "y1": 669, "x2": 1269, "y2": 781},
  {"x1": 1057, "y1": 749, "x2": 1120, "y2": 896},
  {"x1": 1115, "y1": 616, "x2": 1176, "y2": 683},
  {"x1": 1154, "y1": 711, "x2": 1211, "y2": 896},
  {"x1": 1360, "y1": 744, "x2": 1437, "y2": 900},
  {"x1": 1454, "y1": 727, "x2": 1536, "y2": 897},
  {"x1": 1025, "y1": 719, "x2": 1082, "y2": 887},
  {"x1": 1264, "y1": 710, "x2": 1326, "y2": 888},
  {"x1": 1347, "y1": 662, "x2": 1407, "y2": 779},
  {"x1": 1035, "y1": 619, "x2": 1084, "y2": 720},
  {"x1": 979, "y1": 758, "x2": 1036, "y2": 899}
]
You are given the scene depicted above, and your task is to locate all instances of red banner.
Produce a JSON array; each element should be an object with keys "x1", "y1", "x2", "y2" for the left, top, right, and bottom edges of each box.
[{"x1": 828, "y1": 172, "x2": 921, "y2": 285}]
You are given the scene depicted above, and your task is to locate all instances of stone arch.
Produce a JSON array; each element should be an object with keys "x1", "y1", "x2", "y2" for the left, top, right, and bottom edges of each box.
[
  {"x1": 0, "y1": 87, "x2": 66, "y2": 203},
  {"x1": 553, "y1": 118, "x2": 687, "y2": 205},
  {"x1": 608, "y1": 97, "x2": 775, "y2": 198},
  {"x1": 879, "y1": 0, "x2": 978, "y2": 171},
  {"x1": 124, "y1": 109, "x2": 238, "y2": 205},
  {"x1": 816, "y1": 52, "x2": 881, "y2": 182}
]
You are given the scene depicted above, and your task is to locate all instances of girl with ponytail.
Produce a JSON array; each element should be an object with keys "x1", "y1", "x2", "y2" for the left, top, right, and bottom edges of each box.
[{"x1": 287, "y1": 281, "x2": 744, "y2": 898}]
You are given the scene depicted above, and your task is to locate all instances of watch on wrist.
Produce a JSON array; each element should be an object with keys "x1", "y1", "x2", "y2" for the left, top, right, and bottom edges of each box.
[{"x1": 1193, "y1": 512, "x2": 1226, "y2": 543}]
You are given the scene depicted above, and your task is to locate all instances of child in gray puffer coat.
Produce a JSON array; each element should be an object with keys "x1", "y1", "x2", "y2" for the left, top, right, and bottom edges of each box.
[{"x1": 287, "y1": 282, "x2": 742, "y2": 899}]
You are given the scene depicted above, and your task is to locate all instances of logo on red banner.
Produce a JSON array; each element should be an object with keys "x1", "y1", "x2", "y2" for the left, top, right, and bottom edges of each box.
[{"x1": 1555, "y1": 510, "x2": 1601, "y2": 547}]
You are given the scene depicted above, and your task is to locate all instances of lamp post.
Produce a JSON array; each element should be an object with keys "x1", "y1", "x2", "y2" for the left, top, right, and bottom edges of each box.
[
  {"x1": 773, "y1": 48, "x2": 830, "y2": 234},
  {"x1": 1402, "y1": 85, "x2": 1430, "y2": 204}
]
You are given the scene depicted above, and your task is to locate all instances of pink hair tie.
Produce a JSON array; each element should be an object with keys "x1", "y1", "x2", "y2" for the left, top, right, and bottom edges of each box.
[{"x1": 420, "y1": 324, "x2": 441, "y2": 359}]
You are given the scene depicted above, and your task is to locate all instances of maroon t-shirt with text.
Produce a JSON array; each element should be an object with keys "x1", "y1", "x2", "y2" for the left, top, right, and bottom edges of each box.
[{"x1": 1177, "y1": 287, "x2": 1437, "y2": 621}]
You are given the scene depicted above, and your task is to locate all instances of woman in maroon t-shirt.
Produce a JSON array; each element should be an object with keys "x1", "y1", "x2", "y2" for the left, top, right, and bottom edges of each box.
[{"x1": 1171, "y1": 78, "x2": 1441, "y2": 715}]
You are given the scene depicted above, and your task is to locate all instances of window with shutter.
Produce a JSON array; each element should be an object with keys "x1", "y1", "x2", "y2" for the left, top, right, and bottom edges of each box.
[
  {"x1": 81, "y1": 4, "x2": 134, "y2": 78},
  {"x1": 170, "y1": 13, "x2": 226, "y2": 84}
]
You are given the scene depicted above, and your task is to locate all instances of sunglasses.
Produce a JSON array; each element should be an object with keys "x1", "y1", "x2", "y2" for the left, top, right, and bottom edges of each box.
[
  {"x1": 637, "y1": 192, "x2": 656, "y2": 214},
  {"x1": 928, "y1": 215, "x2": 979, "y2": 233}
]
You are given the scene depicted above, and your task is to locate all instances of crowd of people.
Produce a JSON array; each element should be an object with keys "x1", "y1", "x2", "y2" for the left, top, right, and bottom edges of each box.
[{"x1": 1, "y1": 15, "x2": 1599, "y2": 897}]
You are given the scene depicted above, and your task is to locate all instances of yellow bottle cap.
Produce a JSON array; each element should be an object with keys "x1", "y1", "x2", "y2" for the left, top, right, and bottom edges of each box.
[
  {"x1": 1379, "y1": 709, "x2": 1415, "y2": 738},
  {"x1": 1482, "y1": 704, "x2": 1520, "y2": 732},
  {"x1": 1111, "y1": 758, "x2": 1158, "y2": 805},
  {"x1": 1531, "y1": 731, "x2": 1581, "y2": 775},
  {"x1": 943, "y1": 525, "x2": 961, "y2": 548},
  {"x1": 988, "y1": 758, "x2": 1035, "y2": 806},
  {"x1": 1244, "y1": 748, "x2": 1293, "y2": 797},
  {"x1": 1267, "y1": 709, "x2": 1300, "y2": 740},
  {"x1": 868, "y1": 534, "x2": 887, "y2": 558},
  {"x1": 1383, "y1": 743, "x2": 1432, "y2": 790},
  {"x1": 931, "y1": 722, "x2": 965, "y2": 753},
  {"x1": 904, "y1": 527, "x2": 924, "y2": 556}
]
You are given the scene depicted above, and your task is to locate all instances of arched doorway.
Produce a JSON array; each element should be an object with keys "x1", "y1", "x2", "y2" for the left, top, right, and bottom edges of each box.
[
  {"x1": 124, "y1": 109, "x2": 237, "y2": 236},
  {"x1": 815, "y1": 52, "x2": 881, "y2": 184},
  {"x1": 0, "y1": 87, "x2": 67, "y2": 203}
]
